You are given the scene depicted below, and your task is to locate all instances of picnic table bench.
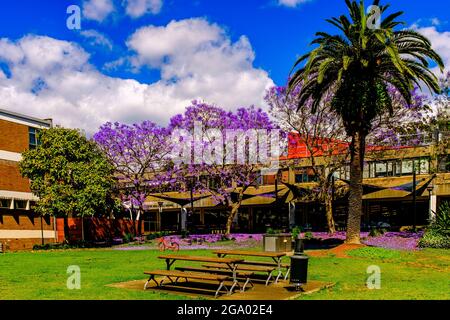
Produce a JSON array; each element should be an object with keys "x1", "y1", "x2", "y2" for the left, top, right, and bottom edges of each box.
[
  {"x1": 203, "y1": 263, "x2": 276, "y2": 286},
  {"x1": 155, "y1": 254, "x2": 244, "y2": 296},
  {"x1": 212, "y1": 250, "x2": 289, "y2": 283},
  {"x1": 175, "y1": 266, "x2": 254, "y2": 292},
  {"x1": 238, "y1": 261, "x2": 291, "y2": 281},
  {"x1": 144, "y1": 270, "x2": 230, "y2": 298}
]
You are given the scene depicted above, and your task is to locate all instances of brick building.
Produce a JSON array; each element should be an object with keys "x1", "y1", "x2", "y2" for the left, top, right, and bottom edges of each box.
[{"x1": 0, "y1": 108, "x2": 54, "y2": 251}]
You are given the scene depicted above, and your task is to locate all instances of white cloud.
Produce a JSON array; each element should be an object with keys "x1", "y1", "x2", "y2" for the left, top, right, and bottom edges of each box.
[
  {"x1": 415, "y1": 26, "x2": 450, "y2": 74},
  {"x1": 278, "y1": 0, "x2": 312, "y2": 8},
  {"x1": 80, "y1": 29, "x2": 113, "y2": 50},
  {"x1": 0, "y1": 19, "x2": 273, "y2": 134},
  {"x1": 82, "y1": 0, "x2": 115, "y2": 22},
  {"x1": 127, "y1": 18, "x2": 273, "y2": 109},
  {"x1": 124, "y1": 0, "x2": 163, "y2": 18}
]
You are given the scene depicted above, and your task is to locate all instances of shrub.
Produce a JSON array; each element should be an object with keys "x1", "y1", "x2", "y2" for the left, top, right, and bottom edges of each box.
[
  {"x1": 418, "y1": 229, "x2": 450, "y2": 249},
  {"x1": 369, "y1": 227, "x2": 386, "y2": 237},
  {"x1": 180, "y1": 230, "x2": 190, "y2": 239},
  {"x1": 123, "y1": 233, "x2": 134, "y2": 243},
  {"x1": 431, "y1": 201, "x2": 450, "y2": 236},
  {"x1": 419, "y1": 201, "x2": 450, "y2": 249},
  {"x1": 291, "y1": 226, "x2": 302, "y2": 240},
  {"x1": 304, "y1": 231, "x2": 314, "y2": 240}
]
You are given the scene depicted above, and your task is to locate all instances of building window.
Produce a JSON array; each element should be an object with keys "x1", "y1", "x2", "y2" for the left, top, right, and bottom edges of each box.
[
  {"x1": 372, "y1": 160, "x2": 399, "y2": 177},
  {"x1": 402, "y1": 158, "x2": 430, "y2": 175},
  {"x1": 335, "y1": 165, "x2": 350, "y2": 181},
  {"x1": 365, "y1": 158, "x2": 430, "y2": 178},
  {"x1": 295, "y1": 168, "x2": 318, "y2": 183},
  {"x1": 438, "y1": 155, "x2": 450, "y2": 173},
  {"x1": 29, "y1": 127, "x2": 40, "y2": 149},
  {"x1": 0, "y1": 199, "x2": 11, "y2": 209},
  {"x1": 14, "y1": 200, "x2": 27, "y2": 210}
]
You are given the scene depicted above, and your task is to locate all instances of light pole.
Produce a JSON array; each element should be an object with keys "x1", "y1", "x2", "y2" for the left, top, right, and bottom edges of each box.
[
  {"x1": 412, "y1": 161, "x2": 417, "y2": 231},
  {"x1": 427, "y1": 184, "x2": 435, "y2": 222},
  {"x1": 157, "y1": 201, "x2": 164, "y2": 232},
  {"x1": 274, "y1": 169, "x2": 283, "y2": 228},
  {"x1": 187, "y1": 176, "x2": 196, "y2": 231}
]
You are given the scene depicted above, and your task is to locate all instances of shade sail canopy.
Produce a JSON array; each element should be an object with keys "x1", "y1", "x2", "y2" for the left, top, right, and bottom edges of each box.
[
  {"x1": 148, "y1": 194, "x2": 211, "y2": 207},
  {"x1": 341, "y1": 175, "x2": 437, "y2": 199}
]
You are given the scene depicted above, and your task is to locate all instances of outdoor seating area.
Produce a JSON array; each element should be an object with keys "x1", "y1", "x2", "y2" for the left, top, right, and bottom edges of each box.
[{"x1": 143, "y1": 250, "x2": 291, "y2": 298}]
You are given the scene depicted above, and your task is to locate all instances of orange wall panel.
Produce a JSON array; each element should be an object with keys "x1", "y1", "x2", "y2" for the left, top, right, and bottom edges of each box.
[
  {"x1": 0, "y1": 161, "x2": 31, "y2": 192},
  {"x1": 0, "y1": 119, "x2": 29, "y2": 153}
]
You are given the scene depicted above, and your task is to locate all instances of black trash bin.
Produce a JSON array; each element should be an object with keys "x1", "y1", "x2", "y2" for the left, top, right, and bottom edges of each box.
[{"x1": 289, "y1": 238, "x2": 309, "y2": 291}]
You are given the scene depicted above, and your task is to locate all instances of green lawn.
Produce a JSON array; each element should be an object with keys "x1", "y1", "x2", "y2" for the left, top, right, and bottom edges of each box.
[{"x1": 0, "y1": 246, "x2": 449, "y2": 300}]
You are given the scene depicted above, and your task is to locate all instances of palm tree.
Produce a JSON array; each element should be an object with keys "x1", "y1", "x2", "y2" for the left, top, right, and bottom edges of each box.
[{"x1": 289, "y1": 0, "x2": 444, "y2": 244}]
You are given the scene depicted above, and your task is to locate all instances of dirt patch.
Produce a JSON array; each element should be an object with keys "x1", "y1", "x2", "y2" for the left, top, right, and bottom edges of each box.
[
  {"x1": 107, "y1": 278, "x2": 334, "y2": 300},
  {"x1": 307, "y1": 243, "x2": 366, "y2": 258}
]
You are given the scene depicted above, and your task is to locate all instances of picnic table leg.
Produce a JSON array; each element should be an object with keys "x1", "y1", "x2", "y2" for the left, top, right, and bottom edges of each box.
[
  {"x1": 144, "y1": 275, "x2": 158, "y2": 290},
  {"x1": 227, "y1": 263, "x2": 239, "y2": 294},
  {"x1": 284, "y1": 266, "x2": 290, "y2": 281},
  {"x1": 215, "y1": 281, "x2": 228, "y2": 298},
  {"x1": 241, "y1": 277, "x2": 253, "y2": 292},
  {"x1": 265, "y1": 271, "x2": 273, "y2": 286},
  {"x1": 165, "y1": 258, "x2": 175, "y2": 270},
  {"x1": 272, "y1": 257, "x2": 283, "y2": 283}
]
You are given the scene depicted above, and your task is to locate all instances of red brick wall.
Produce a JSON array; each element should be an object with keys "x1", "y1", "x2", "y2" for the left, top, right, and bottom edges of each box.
[
  {"x1": 0, "y1": 211, "x2": 54, "y2": 230},
  {"x1": 0, "y1": 119, "x2": 29, "y2": 153},
  {"x1": 0, "y1": 160, "x2": 31, "y2": 192},
  {"x1": 56, "y1": 217, "x2": 136, "y2": 242},
  {"x1": 0, "y1": 211, "x2": 56, "y2": 251},
  {"x1": 0, "y1": 215, "x2": 136, "y2": 251},
  {"x1": 2, "y1": 238, "x2": 56, "y2": 251}
]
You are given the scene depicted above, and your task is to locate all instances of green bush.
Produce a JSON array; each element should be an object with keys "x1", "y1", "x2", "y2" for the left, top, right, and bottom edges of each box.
[
  {"x1": 291, "y1": 226, "x2": 302, "y2": 239},
  {"x1": 419, "y1": 201, "x2": 450, "y2": 249},
  {"x1": 418, "y1": 229, "x2": 450, "y2": 249},
  {"x1": 122, "y1": 233, "x2": 134, "y2": 243},
  {"x1": 32, "y1": 241, "x2": 97, "y2": 251},
  {"x1": 304, "y1": 231, "x2": 314, "y2": 240},
  {"x1": 180, "y1": 230, "x2": 190, "y2": 239},
  {"x1": 431, "y1": 201, "x2": 450, "y2": 236},
  {"x1": 369, "y1": 227, "x2": 386, "y2": 237}
]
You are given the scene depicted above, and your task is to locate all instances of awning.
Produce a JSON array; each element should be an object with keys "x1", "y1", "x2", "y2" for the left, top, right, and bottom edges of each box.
[{"x1": 148, "y1": 193, "x2": 212, "y2": 207}]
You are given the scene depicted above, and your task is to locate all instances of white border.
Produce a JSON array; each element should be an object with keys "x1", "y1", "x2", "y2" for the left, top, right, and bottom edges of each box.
[{"x1": 0, "y1": 150, "x2": 22, "y2": 162}]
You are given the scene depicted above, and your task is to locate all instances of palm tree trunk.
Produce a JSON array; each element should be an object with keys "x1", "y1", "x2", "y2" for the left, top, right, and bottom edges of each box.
[{"x1": 346, "y1": 131, "x2": 365, "y2": 244}]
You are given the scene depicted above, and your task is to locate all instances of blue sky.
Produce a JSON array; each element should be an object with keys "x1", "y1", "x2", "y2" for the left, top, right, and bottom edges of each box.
[{"x1": 0, "y1": 0, "x2": 449, "y2": 132}]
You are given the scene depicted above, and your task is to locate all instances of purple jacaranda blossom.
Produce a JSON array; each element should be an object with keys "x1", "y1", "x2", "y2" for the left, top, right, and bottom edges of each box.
[
  {"x1": 306, "y1": 231, "x2": 424, "y2": 250},
  {"x1": 168, "y1": 100, "x2": 285, "y2": 234},
  {"x1": 94, "y1": 121, "x2": 176, "y2": 220}
]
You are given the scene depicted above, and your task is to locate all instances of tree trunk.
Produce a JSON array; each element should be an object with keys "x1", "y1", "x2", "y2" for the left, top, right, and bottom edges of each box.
[
  {"x1": 325, "y1": 195, "x2": 336, "y2": 235},
  {"x1": 346, "y1": 131, "x2": 365, "y2": 244},
  {"x1": 225, "y1": 203, "x2": 241, "y2": 235},
  {"x1": 137, "y1": 213, "x2": 143, "y2": 237},
  {"x1": 63, "y1": 216, "x2": 70, "y2": 243}
]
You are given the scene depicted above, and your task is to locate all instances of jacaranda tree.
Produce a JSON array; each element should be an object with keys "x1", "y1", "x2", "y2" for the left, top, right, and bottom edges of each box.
[
  {"x1": 94, "y1": 121, "x2": 174, "y2": 236},
  {"x1": 288, "y1": 0, "x2": 444, "y2": 243},
  {"x1": 169, "y1": 101, "x2": 282, "y2": 234}
]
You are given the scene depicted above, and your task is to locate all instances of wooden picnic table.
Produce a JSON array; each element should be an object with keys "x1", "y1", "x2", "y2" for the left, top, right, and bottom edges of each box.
[
  {"x1": 212, "y1": 250, "x2": 288, "y2": 283},
  {"x1": 157, "y1": 254, "x2": 244, "y2": 292}
]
